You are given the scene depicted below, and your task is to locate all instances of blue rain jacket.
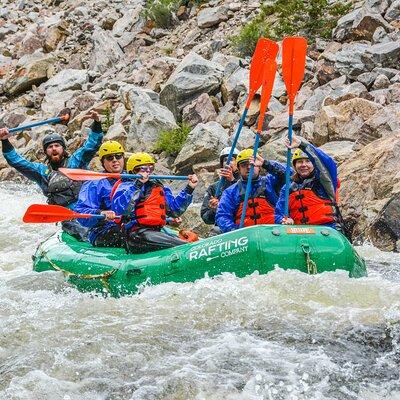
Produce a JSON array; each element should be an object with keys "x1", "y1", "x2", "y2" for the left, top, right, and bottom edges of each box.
[
  {"x1": 216, "y1": 160, "x2": 287, "y2": 233},
  {"x1": 274, "y1": 139, "x2": 338, "y2": 228}
]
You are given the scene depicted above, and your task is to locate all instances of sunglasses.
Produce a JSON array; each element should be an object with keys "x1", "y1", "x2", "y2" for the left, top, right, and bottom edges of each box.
[
  {"x1": 104, "y1": 153, "x2": 124, "y2": 162},
  {"x1": 135, "y1": 165, "x2": 155, "y2": 173}
]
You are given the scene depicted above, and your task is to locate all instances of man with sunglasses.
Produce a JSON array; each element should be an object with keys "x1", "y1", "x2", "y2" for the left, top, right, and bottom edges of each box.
[
  {"x1": 216, "y1": 148, "x2": 287, "y2": 233},
  {"x1": 111, "y1": 152, "x2": 199, "y2": 253},
  {"x1": 74, "y1": 141, "x2": 127, "y2": 247},
  {"x1": 201, "y1": 147, "x2": 240, "y2": 234},
  {"x1": 0, "y1": 110, "x2": 103, "y2": 240}
]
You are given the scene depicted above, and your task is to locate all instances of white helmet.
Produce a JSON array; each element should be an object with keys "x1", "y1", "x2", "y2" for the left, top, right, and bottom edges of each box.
[{"x1": 220, "y1": 147, "x2": 239, "y2": 167}]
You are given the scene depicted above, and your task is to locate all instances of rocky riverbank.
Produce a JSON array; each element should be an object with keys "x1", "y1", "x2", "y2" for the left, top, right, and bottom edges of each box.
[{"x1": 0, "y1": 0, "x2": 399, "y2": 250}]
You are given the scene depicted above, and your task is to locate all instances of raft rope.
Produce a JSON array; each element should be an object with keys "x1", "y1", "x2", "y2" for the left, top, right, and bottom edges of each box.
[
  {"x1": 301, "y1": 244, "x2": 318, "y2": 275},
  {"x1": 42, "y1": 251, "x2": 117, "y2": 292}
]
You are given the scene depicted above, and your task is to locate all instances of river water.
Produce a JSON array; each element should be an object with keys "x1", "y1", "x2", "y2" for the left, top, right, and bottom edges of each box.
[{"x1": 0, "y1": 182, "x2": 399, "y2": 400}]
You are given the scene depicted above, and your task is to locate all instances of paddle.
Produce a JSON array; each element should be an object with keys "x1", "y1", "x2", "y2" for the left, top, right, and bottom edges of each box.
[
  {"x1": 8, "y1": 108, "x2": 71, "y2": 136},
  {"x1": 281, "y1": 37, "x2": 307, "y2": 216},
  {"x1": 23, "y1": 204, "x2": 179, "y2": 224},
  {"x1": 23, "y1": 204, "x2": 107, "y2": 223},
  {"x1": 215, "y1": 38, "x2": 274, "y2": 197},
  {"x1": 59, "y1": 168, "x2": 189, "y2": 181},
  {"x1": 239, "y1": 52, "x2": 278, "y2": 228}
]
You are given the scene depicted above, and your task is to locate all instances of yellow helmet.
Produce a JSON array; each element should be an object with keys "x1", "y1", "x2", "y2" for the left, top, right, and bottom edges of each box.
[
  {"x1": 99, "y1": 140, "x2": 125, "y2": 160},
  {"x1": 127, "y1": 152, "x2": 156, "y2": 172},
  {"x1": 292, "y1": 149, "x2": 309, "y2": 165},
  {"x1": 236, "y1": 148, "x2": 255, "y2": 165}
]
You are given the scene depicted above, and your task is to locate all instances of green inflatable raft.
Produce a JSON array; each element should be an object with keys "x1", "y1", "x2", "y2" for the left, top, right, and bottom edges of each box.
[{"x1": 32, "y1": 224, "x2": 367, "y2": 297}]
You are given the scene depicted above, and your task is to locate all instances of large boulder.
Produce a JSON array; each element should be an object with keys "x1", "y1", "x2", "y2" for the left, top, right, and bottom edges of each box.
[
  {"x1": 40, "y1": 69, "x2": 89, "y2": 94},
  {"x1": 363, "y1": 40, "x2": 400, "y2": 70},
  {"x1": 112, "y1": 6, "x2": 142, "y2": 37},
  {"x1": 339, "y1": 131, "x2": 400, "y2": 251},
  {"x1": 354, "y1": 102, "x2": 400, "y2": 148},
  {"x1": 197, "y1": 6, "x2": 229, "y2": 29},
  {"x1": 182, "y1": 93, "x2": 217, "y2": 127},
  {"x1": 159, "y1": 52, "x2": 223, "y2": 120},
  {"x1": 174, "y1": 122, "x2": 228, "y2": 174},
  {"x1": 3, "y1": 52, "x2": 56, "y2": 96},
  {"x1": 127, "y1": 92, "x2": 177, "y2": 151},
  {"x1": 313, "y1": 98, "x2": 383, "y2": 145},
  {"x1": 334, "y1": 43, "x2": 372, "y2": 79},
  {"x1": 90, "y1": 28, "x2": 124, "y2": 73},
  {"x1": 333, "y1": 8, "x2": 393, "y2": 42}
]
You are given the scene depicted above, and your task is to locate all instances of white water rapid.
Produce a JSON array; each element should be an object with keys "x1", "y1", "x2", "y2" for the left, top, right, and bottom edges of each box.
[{"x1": 1, "y1": 182, "x2": 399, "y2": 400}]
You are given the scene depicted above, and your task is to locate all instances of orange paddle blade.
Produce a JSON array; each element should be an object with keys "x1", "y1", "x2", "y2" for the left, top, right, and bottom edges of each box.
[
  {"x1": 257, "y1": 59, "x2": 278, "y2": 132},
  {"x1": 282, "y1": 37, "x2": 307, "y2": 111},
  {"x1": 59, "y1": 168, "x2": 120, "y2": 181},
  {"x1": 23, "y1": 204, "x2": 92, "y2": 223},
  {"x1": 246, "y1": 38, "x2": 279, "y2": 107}
]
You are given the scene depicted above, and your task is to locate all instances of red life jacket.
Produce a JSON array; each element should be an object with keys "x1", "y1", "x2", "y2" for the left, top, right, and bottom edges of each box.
[
  {"x1": 288, "y1": 176, "x2": 336, "y2": 225},
  {"x1": 234, "y1": 182, "x2": 275, "y2": 226},
  {"x1": 110, "y1": 180, "x2": 167, "y2": 227},
  {"x1": 135, "y1": 185, "x2": 167, "y2": 227}
]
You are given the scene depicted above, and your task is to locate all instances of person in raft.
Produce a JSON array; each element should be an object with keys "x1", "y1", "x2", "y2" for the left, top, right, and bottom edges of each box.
[
  {"x1": 274, "y1": 134, "x2": 344, "y2": 231},
  {"x1": 75, "y1": 140, "x2": 126, "y2": 248},
  {"x1": 0, "y1": 111, "x2": 103, "y2": 239},
  {"x1": 215, "y1": 148, "x2": 287, "y2": 233},
  {"x1": 111, "y1": 152, "x2": 199, "y2": 254},
  {"x1": 200, "y1": 146, "x2": 240, "y2": 233}
]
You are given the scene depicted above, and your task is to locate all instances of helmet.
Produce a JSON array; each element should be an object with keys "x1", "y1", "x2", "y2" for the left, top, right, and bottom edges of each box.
[
  {"x1": 99, "y1": 140, "x2": 125, "y2": 160},
  {"x1": 42, "y1": 133, "x2": 66, "y2": 151},
  {"x1": 127, "y1": 152, "x2": 156, "y2": 172},
  {"x1": 236, "y1": 148, "x2": 254, "y2": 165},
  {"x1": 292, "y1": 149, "x2": 309, "y2": 165},
  {"x1": 219, "y1": 146, "x2": 239, "y2": 167}
]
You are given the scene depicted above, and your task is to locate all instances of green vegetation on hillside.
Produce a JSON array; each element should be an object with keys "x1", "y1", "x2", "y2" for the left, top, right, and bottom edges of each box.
[
  {"x1": 153, "y1": 123, "x2": 192, "y2": 156},
  {"x1": 230, "y1": 0, "x2": 352, "y2": 56}
]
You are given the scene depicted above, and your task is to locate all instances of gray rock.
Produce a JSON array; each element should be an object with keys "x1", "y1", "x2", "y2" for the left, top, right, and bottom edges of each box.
[
  {"x1": 182, "y1": 93, "x2": 217, "y2": 127},
  {"x1": 355, "y1": 102, "x2": 400, "y2": 148},
  {"x1": 119, "y1": 83, "x2": 159, "y2": 110},
  {"x1": 384, "y1": 0, "x2": 400, "y2": 22},
  {"x1": 159, "y1": 52, "x2": 223, "y2": 120},
  {"x1": 233, "y1": 126, "x2": 256, "y2": 150},
  {"x1": 112, "y1": 6, "x2": 142, "y2": 37},
  {"x1": 268, "y1": 110, "x2": 315, "y2": 130},
  {"x1": 323, "y1": 82, "x2": 369, "y2": 106},
  {"x1": 221, "y1": 66, "x2": 247, "y2": 104},
  {"x1": 313, "y1": 98, "x2": 383, "y2": 145},
  {"x1": 303, "y1": 76, "x2": 347, "y2": 110},
  {"x1": 363, "y1": 41, "x2": 400, "y2": 70},
  {"x1": 319, "y1": 141, "x2": 355, "y2": 165},
  {"x1": 41, "y1": 89, "x2": 75, "y2": 115},
  {"x1": 333, "y1": 7, "x2": 393, "y2": 42},
  {"x1": 365, "y1": 0, "x2": 389, "y2": 14},
  {"x1": 127, "y1": 92, "x2": 177, "y2": 151},
  {"x1": 372, "y1": 74, "x2": 391, "y2": 89},
  {"x1": 105, "y1": 122, "x2": 127, "y2": 141},
  {"x1": 197, "y1": 6, "x2": 228, "y2": 29},
  {"x1": 334, "y1": 43, "x2": 371, "y2": 79},
  {"x1": 3, "y1": 51, "x2": 56, "y2": 96},
  {"x1": 372, "y1": 27, "x2": 390, "y2": 44},
  {"x1": 174, "y1": 122, "x2": 228, "y2": 173},
  {"x1": 90, "y1": 28, "x2": 124, "y2": 73},
  {"x1": 40, "y1": 69, "x2": 89, "y2": 94}
]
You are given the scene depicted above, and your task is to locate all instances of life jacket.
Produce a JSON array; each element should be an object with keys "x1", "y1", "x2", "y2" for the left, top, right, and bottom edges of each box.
[
  {"x1": 288, "y1": 175, "x2": 336, "y2": 225},
  {"x1": 135, "y1": 183, "x2": 167, "y2": 227},
  {"x1": 234, "y1": 181, "x2": 275, "y2": 226},
  {"x1": 46, "y1": 159, "x2": 82, "y2": 206}
]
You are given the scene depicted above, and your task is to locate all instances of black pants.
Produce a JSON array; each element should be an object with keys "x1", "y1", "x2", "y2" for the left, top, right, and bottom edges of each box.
[
  {"x1": 93, "y1": 225, "x2": 125, "y2": 248},
  {"x1": 61, "y1": 220, "x2": 88, "y2": 241},
  {"x1": 126, "y1": 227, "x2": 187, "y2": 254}
]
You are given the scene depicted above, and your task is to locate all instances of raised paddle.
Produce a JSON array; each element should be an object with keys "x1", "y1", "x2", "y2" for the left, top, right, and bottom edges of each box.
[
  {"x1": 23, "y1": 204, "x2": 179, "y2": 224},
  {"x1": 59, "y1": 168, "x2": 189, "y2": 181},
  {"x1": 239, "y1": 52, "x2": 278, "y2": 228},
  {"x1": 281, "y1": 37, "x2": 307, "y2": 216},
  {"x1": 23, "y1": 204, "x2": 107, "y2": 223},
  {"x1": 8, "y1": 108, "x2": 71, "y2": 136},
  {"x1": 215, "y1": 38, "x2": 275, "y2": 197}
]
